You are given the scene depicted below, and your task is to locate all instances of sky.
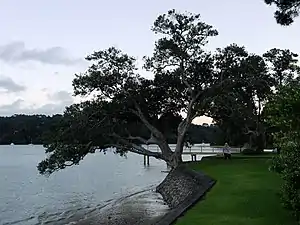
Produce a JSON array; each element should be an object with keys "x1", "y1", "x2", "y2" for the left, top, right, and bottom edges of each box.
[{"x1": 0, "y1": 0, "x2": 299, "y2": 124}]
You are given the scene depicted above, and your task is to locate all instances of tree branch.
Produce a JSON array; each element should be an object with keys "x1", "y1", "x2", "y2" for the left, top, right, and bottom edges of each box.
[
  {"x1": 123, "y1": 128, "x2": 149, "y2": 145},
  {"x1": 191, "y1": 112, "x2": 200, "y2": 121},
  {"x1": 127, "y1": 135, "x2": 148, "y2": 144},
  {"x1": 174, "y1": 77, "x2": 235, "y2": 154},
  {"x1": 155, "y1": 63, "x2": 180, "y2": 71},
  {"x1": 124, "y1": 91, "x2": 164, "y2": 141},
  {"x1": 127, "y1": 146, "x2": 163, "y2": 159},
  {"x1": 182, "y1": 78, "x2": 193, "y2": 97},
  {"x1": 175, "y1": 94, "x2": 196, "y2": 154},
  {"x1": 129, "y1": 102, "x2": 166, "y2": 142},
  {"x1": 244, "y1": 125, "x2": 258, "y2": 136},
  {"x1": 89, "y1": 115, "x2": 108, "y2": 130},
  {"x1": 195, "y1": 78, "x2": 236, "y2": 102},
  {"x1": 125, "y1": 95, "x2": 173, "y2": 156},
  {"x1": 110, "y1": 133, "x2": 163, "y2": 159}
]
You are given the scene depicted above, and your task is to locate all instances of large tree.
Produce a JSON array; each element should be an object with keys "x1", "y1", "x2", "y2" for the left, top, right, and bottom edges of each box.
[
  {"x1": 38, "y1": 10, "x2": 250, "y2": 175},
  {"x1": 208, "y1": 44, "x2": 250, "y2": 146},
  {"x1": 210, "y1": 46, "x2": 275, "y2": 150},
  {"x1": 265, "y1": 0, "x2": 300, "y2": 25},
  {"x1": 210, "y1": 47, "x2": 300, "y2": 150}
]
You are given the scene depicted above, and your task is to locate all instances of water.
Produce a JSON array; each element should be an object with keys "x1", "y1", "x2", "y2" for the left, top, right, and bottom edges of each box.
[{"x1": 0, "y1": 145, "x2": 169, "y2": 225}]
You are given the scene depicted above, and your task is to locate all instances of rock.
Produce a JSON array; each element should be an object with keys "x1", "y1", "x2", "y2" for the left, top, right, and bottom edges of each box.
[{"x1": 154, "y1": 165, "x2": 215, "y2": 225}]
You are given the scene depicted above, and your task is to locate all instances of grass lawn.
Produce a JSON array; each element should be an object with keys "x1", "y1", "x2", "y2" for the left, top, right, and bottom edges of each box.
[{"x1": 175, "y1": 156, "x2": 297, "y2": 225}]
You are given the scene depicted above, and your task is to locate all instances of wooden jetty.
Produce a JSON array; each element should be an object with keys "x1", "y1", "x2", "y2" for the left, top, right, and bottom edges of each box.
[{"x1": 142, "y1": 144, "x2": 242, "y2": 165}]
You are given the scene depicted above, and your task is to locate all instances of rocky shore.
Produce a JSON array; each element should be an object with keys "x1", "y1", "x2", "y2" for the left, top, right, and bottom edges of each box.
[
  {"x1": 155, "y1": 165, "x2": 216, "y2": 225},
  {"x1": 73, "y1": 188, "x2": 170, "y2": 225},
  {"x1": 63, "y1": 165, "x2": 215, "y2": 225}
]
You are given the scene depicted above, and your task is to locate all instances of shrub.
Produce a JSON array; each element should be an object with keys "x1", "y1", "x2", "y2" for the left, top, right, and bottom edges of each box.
[
  {"x1": 264, "y1": 61, "x2": 300, "y2": 221},
  {"x1": 242, "y1": 148, "x2": 264, "y2": 155},
  {"x1": 270, "y1": 141, "x2": 300, "y2": 220}
]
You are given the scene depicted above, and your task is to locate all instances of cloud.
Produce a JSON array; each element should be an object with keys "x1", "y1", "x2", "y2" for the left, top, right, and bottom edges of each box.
[
  {"x1": 0, "y1": 41, "x2": 82, "y2": 66},
  {"x1": 48, "y1": 90, "x2": 74, "y2": 104},
  {"x1": 0, "y1": 76, "x2": 26, "y2": 93},
  {"x1": 0, "y1": 99, "x2": 25, "y2": 114},
  {"x1": 29, "y1": 102, "x2": 69, "y2": 115},
  {"x1": 0, "y1": 91, "x2": 74, "y2": 116},
  {"x1": 41, "y1": 89, "x2": 74, "y2": 101}
]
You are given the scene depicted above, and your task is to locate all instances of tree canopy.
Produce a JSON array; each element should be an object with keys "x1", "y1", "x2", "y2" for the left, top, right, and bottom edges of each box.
[
  {"x1": 37, "y1": 9, "x2": 290, "y2": 175},
  {"x1": 265, "y1": 0, "x2": 300, "y2": 25},
  {"x1": 209, "y1": 47, "x2": 300, "y2": 151},
  {"x1": 263, "y1": 48, "x2": 300, "y2": 86},
  {"x1": 0, "y1": 114, "x2": 62, "y2": 145},
  {"x1": 210, "y1": 45, "x2": 274, "y2": 148}
]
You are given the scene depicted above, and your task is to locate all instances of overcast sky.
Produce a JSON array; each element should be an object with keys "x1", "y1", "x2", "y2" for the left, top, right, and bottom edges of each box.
[{"x1": 0, "y1": 0, "x2": 299, "y2": 124}]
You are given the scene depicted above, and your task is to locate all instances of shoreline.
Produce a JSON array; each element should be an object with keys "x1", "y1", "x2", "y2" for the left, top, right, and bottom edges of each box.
[
  {"x1": 4, "y1": 185, "x2": 170, "y2": 225},
  {"x1": 72, "y1": 187, "x2": 170, "y2": 225}
]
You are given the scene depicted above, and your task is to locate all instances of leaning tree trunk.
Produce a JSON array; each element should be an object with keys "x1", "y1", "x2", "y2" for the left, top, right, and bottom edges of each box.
[
  {"x1": 167, "y1": 151, "x2": 183, "y2": 168},
  {"x1": 165, "y1": 120, "x2": 189, "y2": 169},
  {"x1": 158, "y1": 141, "x2": 183, "y2": 169}
]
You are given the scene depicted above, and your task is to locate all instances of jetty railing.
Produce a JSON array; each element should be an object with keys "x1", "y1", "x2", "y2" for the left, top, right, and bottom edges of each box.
[
  {"x1": 140, "y1": 144, "x2": 276, "y2": 165},
  {"x1": 142, "y1": 144, "x2": 242, "y2": 154}
]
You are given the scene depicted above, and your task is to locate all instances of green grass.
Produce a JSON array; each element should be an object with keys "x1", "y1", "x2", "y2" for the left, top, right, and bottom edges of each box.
[{"x1": 175, "y1": 156, "x2": 297, "y2": 225}]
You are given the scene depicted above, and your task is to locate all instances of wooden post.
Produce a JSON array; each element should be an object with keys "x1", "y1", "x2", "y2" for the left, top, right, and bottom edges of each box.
[
  {"x1": 191, "y1": 154, "x2": 197, "y2": 162},
  {"x1": 144, "y1": 155, "x2": 150, "y2": 165}
]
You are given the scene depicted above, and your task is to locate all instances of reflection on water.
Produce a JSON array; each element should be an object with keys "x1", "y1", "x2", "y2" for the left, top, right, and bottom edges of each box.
[{"x1": 0, "y1": 145, "x2": 168, "y2": 225}]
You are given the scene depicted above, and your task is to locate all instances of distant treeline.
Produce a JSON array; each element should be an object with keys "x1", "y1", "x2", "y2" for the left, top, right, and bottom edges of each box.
[
  {"x1": 0, "y1": 115, "x2": 62, "y2": 145},
  {"x1": 0, "y1": 115, "x2": 224, "y2": 145}
]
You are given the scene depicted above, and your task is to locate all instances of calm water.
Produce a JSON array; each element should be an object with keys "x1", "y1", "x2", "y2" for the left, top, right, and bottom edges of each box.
[{"x1": 0, "y1": 145, "x2": 168, "y2": 225}]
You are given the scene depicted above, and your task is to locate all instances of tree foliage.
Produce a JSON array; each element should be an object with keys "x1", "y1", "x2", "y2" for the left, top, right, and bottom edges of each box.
[
  {"x1": 0, "y1": 114, "x2": 62, "y2": 144},
  {"x1": 210, "y1": 47, "x2": 300, "y2": 150},
  {"x1": 37, "y1": 9, "x2": 278, "y2": 175},
  {"x1": 265, "y1": 81, "x2": 300, "y2": 220},
  {"x1": 263, "y1": 48, "x2": 300, "y2": 87},
  {"x1": 0, "y1": 114, "x2": 222, "y2": 145},
  {"x1": 210, "y1": 45, "x2": 274, "y2": 148},
  {"x1": 265, "y1": 0, "x2": 300, "y2": 25},
  {"x1": 240, "y1": 48, "x2": 300, "y2": 219},
  {"x1": 211, "y1": 46, "x2": 300, "y2": 150}
]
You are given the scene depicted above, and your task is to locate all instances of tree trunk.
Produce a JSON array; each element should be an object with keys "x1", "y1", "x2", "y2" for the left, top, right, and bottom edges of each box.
[
  {"x1": 256, "y1": 97, "x2": 264, "y2": 152},
  {"x1": 166, "y1": 120, "x2": 190, "y2": 168},
  {"x1": 166, "y1": 152, "x2": 183, "y2": 168},
  {"x1": 157, "y1": 120, "x2": 188, "y2": 169},
  {"x1": 249, "y1": 134, "x2": 253, "y2": 149},
  {"x1": 256, "y1": 123, "x2": 266, "y2": 152}
]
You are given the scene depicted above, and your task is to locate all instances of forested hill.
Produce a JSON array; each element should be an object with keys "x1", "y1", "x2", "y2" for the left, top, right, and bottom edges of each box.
[
  {"x1": 0, "y1": 115, "x2": 224, "y2": 145},
  {"x1": 0, "y1": 115, "x2": 62, "y2": 145}
]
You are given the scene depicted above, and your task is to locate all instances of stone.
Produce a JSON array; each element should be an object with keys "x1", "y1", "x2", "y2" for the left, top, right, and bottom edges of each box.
[{"x1": 154, "y1": 165, "x2": 215, "y2": 225}]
